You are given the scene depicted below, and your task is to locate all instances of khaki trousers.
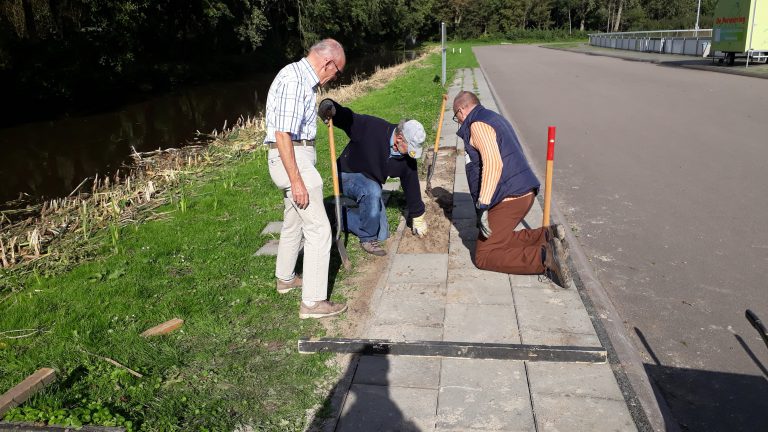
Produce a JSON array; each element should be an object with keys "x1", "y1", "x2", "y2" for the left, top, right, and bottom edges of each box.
[
  {"x1": 475, "y1": 194, "x2": 546, "y2": 275},
  {"x1": 267, "y1": 147, "x2": 331, "y2": 303}
]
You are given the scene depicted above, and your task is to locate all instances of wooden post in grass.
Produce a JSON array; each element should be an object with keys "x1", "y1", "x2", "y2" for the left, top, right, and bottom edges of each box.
[
  {"x1": 542, "y1": 126, "x2": 556, "y2": 227},
  {"x1": 0, "y1": 368, "x2": 56, "y2": 417}
]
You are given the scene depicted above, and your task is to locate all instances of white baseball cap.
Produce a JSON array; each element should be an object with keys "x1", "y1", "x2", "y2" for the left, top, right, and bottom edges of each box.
[{"x1": 402, "y1": 120, "x2": 426, "y2": 159}]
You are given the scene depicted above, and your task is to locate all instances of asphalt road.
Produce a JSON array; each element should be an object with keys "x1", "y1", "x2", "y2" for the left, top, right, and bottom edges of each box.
[{"x1": 474, "y1": 45, "x2": 768, "y2": 431}]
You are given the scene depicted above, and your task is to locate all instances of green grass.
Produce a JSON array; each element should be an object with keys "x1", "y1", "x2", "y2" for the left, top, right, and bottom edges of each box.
[{"x1": 0, "y1": 49, "x2": 476, "y2": 430}]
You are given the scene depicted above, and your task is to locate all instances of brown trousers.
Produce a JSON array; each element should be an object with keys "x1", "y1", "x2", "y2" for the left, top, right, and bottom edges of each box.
[{"x1": 475, "y1": 194, "x2": 546, "y2": 275}]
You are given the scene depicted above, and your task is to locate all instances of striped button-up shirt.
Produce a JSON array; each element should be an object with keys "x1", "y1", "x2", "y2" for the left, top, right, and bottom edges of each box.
[{"x1": 264, "y1": 58, "x2": 320, "y2": 143}]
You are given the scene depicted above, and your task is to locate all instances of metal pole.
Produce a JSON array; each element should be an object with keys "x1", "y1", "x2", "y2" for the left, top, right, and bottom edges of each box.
[
  {"x1": 695, "y1": 0, "x2": 702, "y2": 34},
  {"x1": 441, "y1": 22, "x2": 446, "y2": 86},
  {"x1": 747, "y1": 0, "x2": 759, "y2": 68}
]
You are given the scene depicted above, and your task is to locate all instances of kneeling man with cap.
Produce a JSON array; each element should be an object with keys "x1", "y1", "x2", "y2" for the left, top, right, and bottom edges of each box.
[{"x1": 319, "y1": 98, "x2": 427, "y2": 256}]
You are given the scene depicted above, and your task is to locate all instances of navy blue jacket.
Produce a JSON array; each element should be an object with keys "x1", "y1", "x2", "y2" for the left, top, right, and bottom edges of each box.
[
  {"x1": 456, "y1": 105, "x2": 539, "y2": 209},
  {"x1": 330, "y1": 101, "x2": 425, "y2": 218}
]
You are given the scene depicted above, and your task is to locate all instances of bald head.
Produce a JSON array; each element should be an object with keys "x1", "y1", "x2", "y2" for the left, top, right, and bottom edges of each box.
[
  {"x1": 309, "y1": 39, "x2": 346, "y2": 63},
  {"x1": 307, "y1": 38, "x2": 346, "y2": 86},
  {"x1": 452, "y1": 91, "x2": 480, "y2": 124}
]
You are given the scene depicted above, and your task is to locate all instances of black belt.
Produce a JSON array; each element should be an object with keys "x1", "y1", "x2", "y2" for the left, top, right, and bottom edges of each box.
[{"x1": 268, "y1": 140, "x2": 315, "y2": 149}]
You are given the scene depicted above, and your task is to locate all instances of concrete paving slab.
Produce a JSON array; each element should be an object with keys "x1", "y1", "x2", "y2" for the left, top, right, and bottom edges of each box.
[
  {"x1": 508, "y1": 274, "x2": 539, "y2": 288},
  {"x1": 446, "y1": 271, "x2": 513, "y2": 305},
  {"x1": 452, "y1": 200, "x2": 476, "y2": 221},
  {"x1": 366, "y1": 323, "x2": 444, "y2": 342},
  {"x1": 520, "y1": 329, "x2": 601, "y2": 347},
  {"x1": 253, "y1": 239, "x2": 279, "y2": 256},
  {"x1": 533, "y1": 394, "x2": 637, "y2": 432},
  {"x1": 370, "y1": 286, "x2": 445, "y2": 327},
  {"x1": 437, "y1": 359, "x2": 534, "y2": 431},
  {"x1": 383, "y1": 180, "x2": 401, "y2": 192},
  {"x1": 443, "y1": 304, "x2": 520, "y2": 343},
  {"x1": 513, "y1": 285, "x2": 597, "y2": 338},
  {"x1": 337, "y1": 384, "x2": 438, "y2": 432},
  {"x1": 260, "y1": 221, "x2": 282, "y2": 235},
  {"x1": 354, "y1": 356, "x2": 441, "y2": 389},
  {"x1": 388, "y1": 254, "x2": 448, "y2": 284},
  {"x1": 527, "y1": 362, "x2": 626, "y2": 401}
]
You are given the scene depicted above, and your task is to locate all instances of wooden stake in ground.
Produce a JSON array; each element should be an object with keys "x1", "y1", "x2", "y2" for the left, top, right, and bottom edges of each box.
[
  {"x1": 426, "y1": 94, "x2": 449, "y2": 196},
  {"x1": 542, "y1": 126, "x2": 556, "y2": 227},
  {"x1": 0, "y1": 368, "x2": 56, "y2": 417}
]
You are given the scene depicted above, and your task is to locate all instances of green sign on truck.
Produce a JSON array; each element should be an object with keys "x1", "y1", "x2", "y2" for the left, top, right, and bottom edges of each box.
[{"x1": 712, "y1": 0, "x2": 768, "y2": 55}]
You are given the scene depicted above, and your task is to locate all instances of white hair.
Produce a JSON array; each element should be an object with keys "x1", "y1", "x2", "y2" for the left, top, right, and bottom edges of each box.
[{"x1": 309, "y1": 38, "x2": 345, "y2": 62}]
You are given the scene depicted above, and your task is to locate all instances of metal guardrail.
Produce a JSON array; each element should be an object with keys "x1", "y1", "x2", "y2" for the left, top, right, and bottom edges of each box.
[{"x1": 588, "y1": 29, "x2": 713, "y2": 57}]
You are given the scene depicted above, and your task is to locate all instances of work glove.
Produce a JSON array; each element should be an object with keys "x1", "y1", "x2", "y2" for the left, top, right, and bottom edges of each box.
[
  {"x1": 476, "y1": 206, "x2": 491, "y2": 238},
  {"x1": 318, "y1": 98, "x2": 336, "y2": 124},
  {"x1": 412, "y1": 214, "x2": 428, "y2": 237}
]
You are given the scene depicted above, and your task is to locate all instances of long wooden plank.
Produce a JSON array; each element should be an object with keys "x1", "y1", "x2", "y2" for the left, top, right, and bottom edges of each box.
[
  {"x1": 298, "y1": 338, "x2": 607, "y2": 363},
  {"x1": 0, "y1": 368, "x2": 56, "y2": 417}
]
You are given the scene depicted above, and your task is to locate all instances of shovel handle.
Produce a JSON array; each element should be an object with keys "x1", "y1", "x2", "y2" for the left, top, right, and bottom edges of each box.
[
  {"x1": 746, "y1": 309, "x2": 768, "y2": 350},
  {"x1": 328, "y1": 119, "x2": 341, "y2": 197},
  {"x1": 433, "y1": 94, "x2": 448, "y2": 154}
]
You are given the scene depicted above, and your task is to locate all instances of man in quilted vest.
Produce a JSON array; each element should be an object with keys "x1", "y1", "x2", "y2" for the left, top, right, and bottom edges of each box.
[{"x1": 452, "y1": 91, "x2": 571, "y2": 288}]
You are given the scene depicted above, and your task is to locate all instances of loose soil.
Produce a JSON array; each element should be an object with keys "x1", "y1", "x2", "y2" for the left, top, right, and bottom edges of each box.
[{"x1": 398, "y1": 148, "x2": 456, "y2": 254}]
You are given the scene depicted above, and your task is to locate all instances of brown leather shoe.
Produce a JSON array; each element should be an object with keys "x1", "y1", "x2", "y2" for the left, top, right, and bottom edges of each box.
[
  {"x1": 543, "y1": 238, "x2": 572, "y2": 289},
  {"x1": 361, "y1": 240, "x2": 386, "y2": 256},
  {"x1": 276, "y1": 276, "x2": 302, "y2": 294},
  {"x1": 299, "y1": 300, "x2": 348, "y2": 319}
]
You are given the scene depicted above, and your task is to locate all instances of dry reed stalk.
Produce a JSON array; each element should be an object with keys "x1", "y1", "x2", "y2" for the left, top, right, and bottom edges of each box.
[{"x1": 0, "y1": 238, "x2": 8, "y2": 268}]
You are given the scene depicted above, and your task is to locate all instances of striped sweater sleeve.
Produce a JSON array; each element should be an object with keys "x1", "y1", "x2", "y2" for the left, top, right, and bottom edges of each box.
[{"x1": 469, "y1": 121, "x2": 503, "y2": 207}]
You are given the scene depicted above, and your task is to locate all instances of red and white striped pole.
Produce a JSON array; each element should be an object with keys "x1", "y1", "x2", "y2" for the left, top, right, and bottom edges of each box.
[{"x1": 542, "y1": 126, "x2": 556, "y2": 227}]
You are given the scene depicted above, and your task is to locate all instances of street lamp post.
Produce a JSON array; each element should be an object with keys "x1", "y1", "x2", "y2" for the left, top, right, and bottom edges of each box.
[{"x1": 695, "y1": 0, "x2": 702, "y2": 35}]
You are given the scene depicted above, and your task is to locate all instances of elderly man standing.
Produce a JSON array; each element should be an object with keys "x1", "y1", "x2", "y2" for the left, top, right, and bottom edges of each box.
[
  {"x1": 452, "y1": 91, "x2": 571, "y2": 287},
  {"x1": 265, "y1": 39, "x2": 347, "y2": 319},
  {"x1": 317, "y1": 98, "x2": 427, "y2": 256}
]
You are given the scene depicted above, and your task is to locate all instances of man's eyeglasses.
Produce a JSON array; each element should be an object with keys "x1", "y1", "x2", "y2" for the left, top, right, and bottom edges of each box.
[
  {"x1": 452, "y1": 108, "x2": 462, "y2": 124},
  {"x1": 331, "y1": 60, "x2": 342, "y2": 78}
]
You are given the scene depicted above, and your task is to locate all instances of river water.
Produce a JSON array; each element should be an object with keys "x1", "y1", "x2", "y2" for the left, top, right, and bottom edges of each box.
[{"x1": 0, "y1": 50, "x2": 419, "y2": 204}]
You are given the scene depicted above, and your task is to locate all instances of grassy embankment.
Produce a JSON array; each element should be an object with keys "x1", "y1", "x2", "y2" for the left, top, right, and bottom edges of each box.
[{"x1": 0, "y1": 44, "x2": 486, "y2": 430}]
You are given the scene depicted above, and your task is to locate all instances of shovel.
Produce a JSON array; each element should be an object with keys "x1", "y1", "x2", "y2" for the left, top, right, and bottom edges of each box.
[
  {"x1": 426, "y1": 94, "x2": 449, "y2": 196},
  {"x1": 327, "y1": 119, "x2": 351, "y2": 270}
]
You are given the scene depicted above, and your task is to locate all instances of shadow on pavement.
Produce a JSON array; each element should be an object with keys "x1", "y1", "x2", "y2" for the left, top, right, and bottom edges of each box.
[
  {"x1": 635, "y1": 327, "x2": 768, "y2": 431},
  {"x1": 307, "y1": 355, "x2": 421, "y2": 432}
]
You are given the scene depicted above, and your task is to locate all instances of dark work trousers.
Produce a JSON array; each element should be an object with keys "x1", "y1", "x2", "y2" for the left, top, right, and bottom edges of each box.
[{"x1": 475, "y1": 194, "x2": 547, "y2": 274}]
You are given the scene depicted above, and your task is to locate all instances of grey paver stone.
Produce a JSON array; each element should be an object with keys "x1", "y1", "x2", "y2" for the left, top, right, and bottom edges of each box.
[
  {"x1": 337, "y1": 384, "x2": 438, "y2": 432},
  {"x1": 370, "y1": 287, "x2": 445, "y2": 327},
  {"x1": 389, "y1": 254, "x2": 448, "y2": 284},
  {"x1": 533, "y1": 395, "x2": 637, "y2": 432},
  {"x1": 383, "y1": 180, "x2": 401, "y2": 192},
  {"x1": 526, "y1": 362, "x2": 624, "y2": 400},
  {"x1": 520, "y1": 329, "x2": 601, "y2": 347},
  {"x1": 253, "y1": 239, "x2": 279, "y2": 256},
  {"x1": 366, "y1": 323, "x2": 444, "y2": 342},
  {"x1": 354, "y1": 356, "x2": 441, "y2": 389},
  {"x1": 443, "y1": 304, "x2": 520, "y2": 343},
  {"x1": 452, "y1": 201, "x2": 476, "y2": 221},
  {"x1": 509, "y1": 274, "x2": 540, "y2": 288},
  {"x1": 513, "y1": 285, "x2": 597, "y2": 338},
  {"x1": 446, "y1": 271, "x2": 513, "y2": 305},
  {"x1": 260, "y1": 221, "x2": 283, "y2": 235},
  {"x1": 437, "y1": 359, "x2": 534, "y2": 431}
]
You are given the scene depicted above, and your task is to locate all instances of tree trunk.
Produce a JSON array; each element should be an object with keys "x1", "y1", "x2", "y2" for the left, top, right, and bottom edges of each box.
[
  {"x1": 612, "y1": 0, "x2": 623, "y2": 32},
  {"x1": 606, "y1": 1, "x2": 612, "y2": 33},
  {"x1": 568, "y1": 8, "x2": 572, "y2": 34}
]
